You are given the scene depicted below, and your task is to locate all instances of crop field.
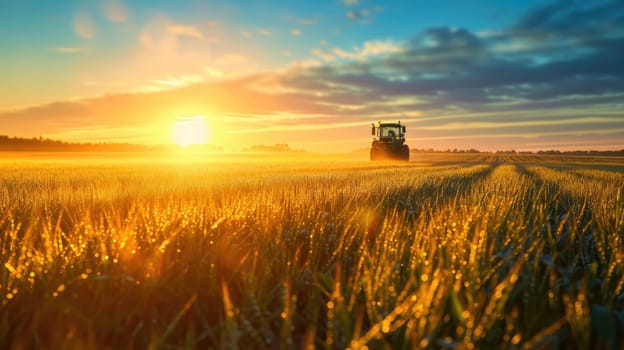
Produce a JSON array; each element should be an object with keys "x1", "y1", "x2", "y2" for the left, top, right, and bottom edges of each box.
[{"x1": 1, "y1": 153, "x2": 623, "y2": 349}]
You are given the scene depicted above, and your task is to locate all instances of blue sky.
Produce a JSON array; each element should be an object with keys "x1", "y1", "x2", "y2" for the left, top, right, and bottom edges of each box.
[{"x1": 1, "y1": 0, "x2": 623, "y2": 151}]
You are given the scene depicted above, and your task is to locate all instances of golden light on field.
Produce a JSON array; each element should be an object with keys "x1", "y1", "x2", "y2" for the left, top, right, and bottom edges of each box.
[
  {"x1": 172, "y1": 116, "x2": 209, "y2": 147},
  {"x1": 2, "y1": 154, "x2": 624, "y2": 348}
]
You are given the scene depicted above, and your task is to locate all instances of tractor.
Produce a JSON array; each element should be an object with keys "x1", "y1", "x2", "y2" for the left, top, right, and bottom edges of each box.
[{"x1": 370, "y1": 121, "x2": 410, "y2": 161}]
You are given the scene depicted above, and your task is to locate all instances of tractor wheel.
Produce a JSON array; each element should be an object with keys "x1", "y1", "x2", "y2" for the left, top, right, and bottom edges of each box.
[
  {"x1": 370, "y1": 147, "x2": 377, "y2": 161},
  {"x1": 401, "y1": 145, "x2": 410, "y2": 161},
  {"x1": 371, "y1": 147, "x2": 387, "y2": 160}
]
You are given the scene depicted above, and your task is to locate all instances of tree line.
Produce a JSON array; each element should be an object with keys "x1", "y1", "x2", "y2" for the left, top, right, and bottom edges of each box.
[{"x1": 0, "y1": 135, "x2": 172, "y2": 152}]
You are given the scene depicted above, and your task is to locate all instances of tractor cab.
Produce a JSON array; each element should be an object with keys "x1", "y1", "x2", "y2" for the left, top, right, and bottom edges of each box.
[{"x1": 372, "y1": 122, "x2": 406, "y2": 145}]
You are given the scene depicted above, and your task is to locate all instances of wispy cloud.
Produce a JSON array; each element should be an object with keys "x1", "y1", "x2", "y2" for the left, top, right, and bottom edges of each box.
[
  {"x1": 291, "y1": 29, "x2": 302, "y2": 36},
  {"x1": 346, "y1": 9, "x2": 372, "y2": 24},
  {"x1": 48, "y1": 47, "x2": 88, "y2": 54},
  {"x1": 331, "y1": 40, "x2": 402, "y2": 60},
  {"x1": 216, "y1": 54, "x2": 248, "y2": 65},
  {"x1": 312, "y1": 48, "x2": 335, "y2": 62},
  {"x1": 153, "y1": 75, "x2": 204, "y2": 88},
  {"x1": 101, "y1": 0, "x2": 129, "y2": 23},
  {"x1": 167, "y1": 24, "x2": 204, "y2": 40},
  {"x1": 73, "y1": 12, "x2": 96, "y2": 39},
  {"x1": 297, "y1": 18, "x2": 317, "y2": 25},
  {"x1": 256, "y1": 28, "x2": 271, "y2": 36},
  {"x1": 137, "y1": 15, "x2": 216, "y2": 60},
  {"x1": 418, "y1": 117, "x2": 624, "y2": 131},
  {"x1": 283, "y1": 14, "x2": 318, "y2": 26}
]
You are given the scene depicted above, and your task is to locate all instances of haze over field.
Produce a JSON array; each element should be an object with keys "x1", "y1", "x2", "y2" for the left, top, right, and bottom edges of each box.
[{"x1": 1, "y1": 0, "x2": 623, "y2": 152}]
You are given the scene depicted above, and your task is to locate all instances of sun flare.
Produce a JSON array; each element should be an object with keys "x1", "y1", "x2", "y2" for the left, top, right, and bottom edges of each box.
[{"x1": 172, "y1": 116, "x2": 209, "y2": 147}]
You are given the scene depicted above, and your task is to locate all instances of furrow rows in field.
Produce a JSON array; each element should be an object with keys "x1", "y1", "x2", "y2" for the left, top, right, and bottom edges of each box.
[
  {"x1": 522, "y1": 166, "x2": 624, "y2": 304},
  {"x1": 1, "y1": 158, "x2": 623, "y2": 348}
]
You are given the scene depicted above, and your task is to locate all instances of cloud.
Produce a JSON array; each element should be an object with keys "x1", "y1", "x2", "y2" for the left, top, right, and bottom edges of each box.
[
  {"x1": 291, "y1": 29, "x2": 302, "y2": 36},
  {"x1": 147, "y1": 75, "x2": 205, "y2": 90},
  {"x1": 203, "y1": 68, "x2": 225, "y2": 78},
  {"x1": 491, "y1": 1, "x2": 624, "y2": 59},
  {"x1": 312, "y1": 48, "x2": 335, "y2": 62},
  {"x1": 346, "y1": 8, "x2": 374, "y2": 24},
  {"x1": 216, "y1": 54, "x2": 248, "y2": 65},
  {"x1": 101, "y1": 0, "x2": 129, "y2": 23},
  {"x1": 283, "y1": 14, "x2": 318, "y2": 26},
  {"x1": 138, "y1": 15, "x2": 216, "y2": 59},
  {"x1": 346, "y1": 9, "x2": 371, "y2": 23},
  {"x1": 139, "y1": 19, "x2": 178, "y2": 50},
  {"x1": 297, "y1": 18, "x2": 317, "y2": 25},
  {"x1": 342, "y1": 0, "x2": 358, "y2": 5},
  {"x1": 48, "y1": 47, "x2": 87, "y2": 54},
  {"x1": 260, "y1": 1, "x2": 623, "y2": 149},
  {"x1": 257, "y1": 28, "x2": 272, "y2": 36},
  {"x1": 167, "y1": 24, "x2": 205, "y2": 40},
  {"x1": 418, "y1": 116, "x2": 624, "y2": 131},
  {"x1": 73, "y1": 12, "x2": 96, "y2": 39},
  {"x1": 332, "y1": 40, "x2": 402, "y2": 60}
]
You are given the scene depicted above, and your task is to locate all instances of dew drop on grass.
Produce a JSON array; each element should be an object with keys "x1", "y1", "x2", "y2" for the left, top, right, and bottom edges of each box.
[{"x1": 382, "y1": 320, "x2": 391, "y2": 333}]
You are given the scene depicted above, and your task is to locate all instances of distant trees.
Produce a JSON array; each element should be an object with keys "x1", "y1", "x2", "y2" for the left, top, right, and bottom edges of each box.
[
  {"x1": 536, "y1": 149, "x2": 624, "y2": 157},
  {"x1": 0, "y1": 135, "x2": 169, "y2": 152},
  {"x1": 407, "y1": 147, "x2": 624, "y2": 156},
  {"x1": 244, "y1": 144, "x2": 305, "y2": 153},
  {"x1": 410, "y1": 148, "x2": 481, "y2": 153},
  {"x1": 0, "y1": 135, "x2": 306, "y2": 153}
]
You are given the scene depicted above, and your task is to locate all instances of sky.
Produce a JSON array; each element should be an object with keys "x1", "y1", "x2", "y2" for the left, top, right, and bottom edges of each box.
[{"x1": 1, "y1": 0, "x2": 623, "y2": 152}]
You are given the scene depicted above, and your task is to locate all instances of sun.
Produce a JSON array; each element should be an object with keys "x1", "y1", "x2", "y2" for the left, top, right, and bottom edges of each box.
[{"x1": 172, "y1": 115, "x2": 209, "y2": 147}]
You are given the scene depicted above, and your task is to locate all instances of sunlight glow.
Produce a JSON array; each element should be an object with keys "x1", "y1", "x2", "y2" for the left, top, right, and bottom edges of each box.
[{"x1": 172, "y1": 115, "x2": 209, "y2": 147}]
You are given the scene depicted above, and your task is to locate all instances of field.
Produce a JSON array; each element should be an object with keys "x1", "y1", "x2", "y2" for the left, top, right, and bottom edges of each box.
[{"x1": 1, "y1": 152, "x2": 623, "y2": 349}]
